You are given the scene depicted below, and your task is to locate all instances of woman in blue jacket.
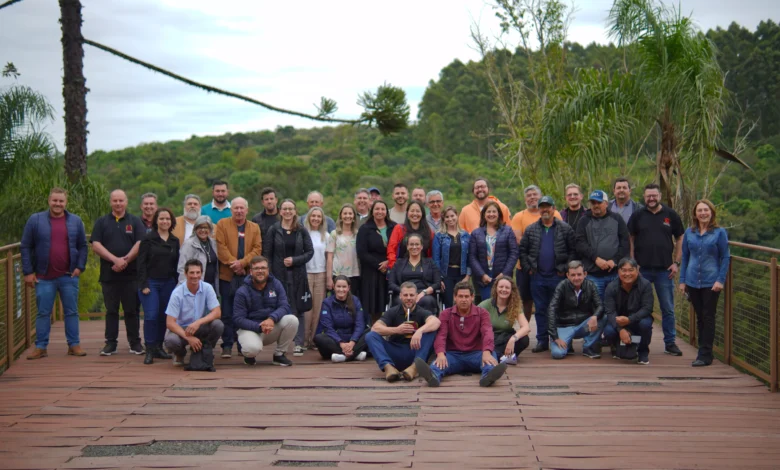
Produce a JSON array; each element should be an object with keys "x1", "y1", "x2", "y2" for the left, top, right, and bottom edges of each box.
[
  {"x1": 313, "y1": 276, "x2": 368, "y2": 362},
  {"x1": 433, "y1": 206, "x2": 470, "y2": 308},
  {"x1": 679, "y1": 199, "x2": 730, "y2": 367},
  {"x1": 469, "y1": 201, "x2": 519, "y2": 301}
]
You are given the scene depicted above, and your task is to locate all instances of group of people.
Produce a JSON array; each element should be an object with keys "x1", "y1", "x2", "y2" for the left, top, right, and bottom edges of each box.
[{"x1": 20, "y1": 176, "x2": 730, "y2": 384}]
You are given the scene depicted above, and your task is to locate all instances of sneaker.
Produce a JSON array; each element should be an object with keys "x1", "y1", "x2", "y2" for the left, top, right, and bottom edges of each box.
[
  {"x1": 293, "y1": 345, "x2": 304, "y2": 357},
  {"x1": 273, "y1": 353, "x2": 293, "y2": 367},
  {"x1": 582, "y1": 348, "x2": 601, "y2": 359},
  {"x1": 331, "y1": 354, "x2": 347, "y2": 363},
  {"x1": 664, "y1": 343, "x2": 683, "y2": 356},
  {"x1": 129, "y1": 343, "x2": 145, "y2": 355},
  {"x1": 611, "y1": 346, "x2": 618, "y2": 359},
  {"x1": 355, "y1": 351, "x2": 367, "y2": 361},
  {"x1": 173, "y1": 354, "x2": 184, "y2": 366},
  {"x1": 637, "y1": 353, "x2": 650, "y2": 365},
  {"x1": 414, "y1": 357, "x2": 440, "y2": 387},
  {"x1": 244, "y1": 356, "x2": 256, "y2": 366},
  {"x1": 221, "y1": 346, "x2": 232, "y2": 359},
  {"x1": 500, "y1": 354, "x2": 517, "y2": 365},
  {"x1": 100, "y1": 343, "x2": 117, "y2": 356},
  {"x1": 479, "y1": 362, "x2": 508, "y2": 387}
]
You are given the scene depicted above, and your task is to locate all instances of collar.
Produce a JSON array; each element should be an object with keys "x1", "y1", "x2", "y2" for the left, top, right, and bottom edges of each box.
[
  {"x1": 184, "y1": 281, "x2": 204, "y2": 296},
  {"x1": 454, "y1": 304, "x2": 475, "y2": 317},
  {"x1": 210, "y1": 199, "x2": 231, "y2": 210}
]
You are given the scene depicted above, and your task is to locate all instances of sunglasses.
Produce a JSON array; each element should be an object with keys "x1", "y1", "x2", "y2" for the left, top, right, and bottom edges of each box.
[{"x1": 459, "y1": 316, "x2": 465, "y2": 331}]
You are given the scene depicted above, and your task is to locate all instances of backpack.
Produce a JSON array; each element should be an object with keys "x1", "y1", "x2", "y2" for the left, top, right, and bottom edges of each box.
[{"x1": 185, "y1": 343, "x2": 216, "y2": 372}]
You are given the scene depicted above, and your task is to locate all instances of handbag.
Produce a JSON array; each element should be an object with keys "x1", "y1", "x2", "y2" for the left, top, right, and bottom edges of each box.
[
  {"x1": 616, "y1": 335, "x2": 642, "y2": 360},
  {"x1": 184, "y1": 344, "x2": 216, "y2": 372},
  {"x1": 296, "y1": 276, "x2": 313, "y2": 312}
]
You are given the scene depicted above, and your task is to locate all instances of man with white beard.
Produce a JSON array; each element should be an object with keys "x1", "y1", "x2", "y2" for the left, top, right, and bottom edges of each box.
[{"x1": 173, "y1": 194, "x2": 201, "y2": 245}]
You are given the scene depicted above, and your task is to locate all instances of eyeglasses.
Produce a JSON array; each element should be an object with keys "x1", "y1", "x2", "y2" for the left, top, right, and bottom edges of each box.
[
  {"x1": 251, "y1": 266, "x2": 269, "y2": 272},
  {"x1": 459, "y1": 316, "x2": 465, "y2": 331},
  {"x1": 428, "y1": 200, "x2": 443, "y2": 205}
]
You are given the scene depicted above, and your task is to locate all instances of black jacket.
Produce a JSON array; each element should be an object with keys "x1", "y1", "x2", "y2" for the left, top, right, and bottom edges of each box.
[
  {"x1": 388, "y1": 257, "x2": 441, "y2": 295},
  {"x1": 575, "y1": 211, "x2": 629, "y2": 275},
  {"x1": 604, "y1": 276, "x2": 654, "y2": 329},
  {"x1": 356, "y1": 218, "x2": 397, "y2": 268},
  {"x1": 137, "y1": 231, "x2": 180, "y2": 289},
  {"x1": 547, "y1": 278, "x2": 603, "y2": 339},
  {"x1": 263, "y1": 223, "x2": 314, "y2": 305},
  {"x1": 519, "y1": 218, "x2": 576, "y2": 274}
]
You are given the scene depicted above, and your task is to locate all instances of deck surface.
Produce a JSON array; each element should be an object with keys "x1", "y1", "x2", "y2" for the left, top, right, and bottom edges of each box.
[{"x1": 1, "y1": 319, "x2": 779, "y2": 469}]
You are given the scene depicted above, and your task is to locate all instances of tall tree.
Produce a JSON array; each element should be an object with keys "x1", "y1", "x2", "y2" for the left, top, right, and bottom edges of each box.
[{"x1": 59, "y1": 0, "x2": 88, "y2": 181}]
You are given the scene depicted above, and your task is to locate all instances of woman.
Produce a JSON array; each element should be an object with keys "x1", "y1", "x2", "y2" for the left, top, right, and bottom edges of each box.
[
  {"x1": 313, "y1": 276, "x2": 368, "y2": 362},
  {"x1": 387, "y1": 201, "x2": 434, "y2": 269},
  {"x1": 478, "y1": 278, "x2": 530, "y2": 365},
  {"x1": 469, "y1": 201, "x2": 518, "y2": 301},
  {"x1": 433, "y1": 206, "x2": 470, "y2": 308},
  {"x1": 356, "y1": 200, "x2": 397, "y2": 324},
  {"x1": 137, "y1": 208, "x2": 179, "y2": 365},
  {"x1": 303, "y1": 207, "x2": 328, "y2": 350},
  {"x1": 327, "y1": 203, "x2": 360, "y2": 296},
  {"x1": 388, "y1": 234, "x2": 441, "y2": 314},
  {"x1": 177, "y1": 216, "x2": 219, "y2": 295},
  {"x1": 264, "y1": 199, "x2": 314, "y2": 357},
  {"x1": 679, "y1": 199, "x2": 730, "y2": 367}
]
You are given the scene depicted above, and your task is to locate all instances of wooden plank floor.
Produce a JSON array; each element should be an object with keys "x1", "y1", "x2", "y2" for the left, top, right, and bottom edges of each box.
[{"x1": 1, "y1": 319, "x2": 779, "y2": 469}]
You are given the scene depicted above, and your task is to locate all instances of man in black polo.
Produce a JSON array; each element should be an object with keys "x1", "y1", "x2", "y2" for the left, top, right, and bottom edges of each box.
[
  {"x1": 91, "y1": 189, "x2": 146, "y2": 356},
  {"x1": 251, "y1": 187, "x2": 280, "y2": 239},
  {"x1": 628, "y1": 183, "x2": 685, "y2": 357}
]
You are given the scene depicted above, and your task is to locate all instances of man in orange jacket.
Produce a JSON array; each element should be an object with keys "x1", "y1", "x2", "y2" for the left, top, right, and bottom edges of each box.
[{"x1": 458, "y1": 178, "x2": 511, "y2": 234}]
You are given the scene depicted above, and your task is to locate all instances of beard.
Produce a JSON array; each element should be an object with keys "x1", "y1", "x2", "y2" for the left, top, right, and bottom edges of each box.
[
  {"x1": 214, "y1": 195, "x2": 226, "y2": 204},
  {"x1": 185, "y1": 208, "x2": 200, "y2": 220}
]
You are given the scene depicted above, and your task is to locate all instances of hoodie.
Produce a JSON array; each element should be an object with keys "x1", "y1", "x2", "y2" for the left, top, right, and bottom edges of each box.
[
  {"x1": 458, "y1": 196, "x2": 512, "y2": 234},
  {"x1": 232, "y1": 274, "x2": 292, "y2": 332}
]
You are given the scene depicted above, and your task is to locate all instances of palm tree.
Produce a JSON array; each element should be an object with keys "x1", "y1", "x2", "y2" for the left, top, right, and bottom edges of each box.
[
  {"x1": 541, "y1": 0, "x2": 747, "y2": 209},
  {"x1": 0, "y1": 82, "x2": 55, "y2": 181}
]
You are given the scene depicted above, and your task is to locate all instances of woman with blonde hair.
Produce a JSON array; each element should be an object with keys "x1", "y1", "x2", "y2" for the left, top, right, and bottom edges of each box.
[
  {"x1": 327, "y1": 203, "x2": 360, "y2": 295},
  {"x1": 478, "y1": 277, "x2": 530, "y2": 365},
  {"x1": 303, "y1": 206, "x2": 328, "y2": 350}
]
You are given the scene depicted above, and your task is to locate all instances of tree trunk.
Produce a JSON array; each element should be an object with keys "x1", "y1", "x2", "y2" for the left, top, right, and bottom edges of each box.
[
  {"x1": 657, "y1": 111, "x2": 680, "y2": 210},
  {"x1": 59, "y1": 0, "x2": 87, "y2": 181}
]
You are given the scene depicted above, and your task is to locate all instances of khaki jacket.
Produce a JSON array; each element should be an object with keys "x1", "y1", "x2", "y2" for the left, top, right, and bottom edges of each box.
[{"x1": 215, "y1": 217, "x2": 262, "y2": 281}]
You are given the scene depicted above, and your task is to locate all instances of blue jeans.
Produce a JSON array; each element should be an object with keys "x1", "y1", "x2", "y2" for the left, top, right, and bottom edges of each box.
[
  {"x1": 551, "y1": 316, "x2": 607, "y2": 359},
  {"x1": 429, "y1": 350, "x2": 499, "y2": 382},
  {"x1": 530, "y1": 273, "x2": 563, "y2": 346},
  {"x1": 366, "y1": 331, "x2": 435, "y2": 371},
  {"x1": 641, "y1": 268, "x2": 676, "y2": 345},
  {"x1": 34, "y1": 275, "x2": 80, "y2": 349},
  {"x1": 603, "y1": 316, "x2": 653, "y2": 354},
  {"x1": 589, "y1": 273, "x2": 618, "y2": 301},
  {"x1": 219, "y1": 280, "x2": 236, "y2": 349},
  {"x1": 139, "y1": 278, "x2": 176, "y2": 345},
  {"x1": 478, "y1": 268, "x2": 495, "y2": 302}
]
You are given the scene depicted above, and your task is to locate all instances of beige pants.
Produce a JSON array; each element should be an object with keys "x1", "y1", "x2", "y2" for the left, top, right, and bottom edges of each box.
[
  {"x1": 237, "y1": 315, "x2": 299, "y2": 358},
  {"x1": 304, "y1": 272, "x2": 327, "y2": 347}
]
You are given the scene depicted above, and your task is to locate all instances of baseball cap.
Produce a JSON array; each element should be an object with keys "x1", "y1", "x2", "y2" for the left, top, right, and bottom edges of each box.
[
  {"x1": 368, "y1": 187, "x2": 381, "y2": 195},
  {"x1": 539, "y1": 196, "x2": 555, "y2": 206},
  {"x1": 588, "y1": 190, "x2": 606, "y2": 202}
]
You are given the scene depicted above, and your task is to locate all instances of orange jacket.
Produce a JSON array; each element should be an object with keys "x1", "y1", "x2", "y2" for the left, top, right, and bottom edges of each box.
[
  {"x1": 215, "y1": 217, "x2": 262, "y2": 281},
  {"x1": 458, "y1": 196, "x2": 512, "y2": 234}
]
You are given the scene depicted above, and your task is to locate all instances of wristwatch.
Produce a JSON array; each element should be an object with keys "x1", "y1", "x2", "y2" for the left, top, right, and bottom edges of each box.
[{"x1": 674, "y1": 261, "x2": 681, "y2": 266}]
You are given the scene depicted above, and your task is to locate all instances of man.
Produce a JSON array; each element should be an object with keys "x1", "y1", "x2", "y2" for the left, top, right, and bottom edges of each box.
[
  {"x1": 425, "y1": 190, "x2": 444, "y2": 231},
  {"x1": 518, "y1": 196, "x2": 575, "y2": 353},
  {"x1": 172, "y1": 194, "x2": 201, "y2": 245},
  {"x1": 369, "y1": 187, "x2": 382, "y2": 202},
  {"x1": 603, "y1": 258, "x2": 654, "y2": 365},
  {"x1": 164, "y1": 259, "x2": 224, "y2": 366},
  {"x1": 547, "y1": 261, "x2": 605, "y2": 359},
  {"x1": 511, "y1": 186, "x2": 562, "y2": 320},
  {"x1": 575, "y1": 190, "x2": 629, "y2": 300},
  {"x1": 560, "y1": 184, "x2": 586, "y2": 229},
  {"x1": 233, "y1": 256, "x2": 297, "y2": 366},
  {"x1": 388, "y1": 183, "x2": 409, "y2": 224},
  {"x1": 90, "y1": 189, "x2": 146, "y2": 356},
  {"x1": 21, "y1": 188, "x2": 88, "y2": 359},
  {"x1": 416, "y1": 282, "x2": 508, "y2": 387},
  {"x1": 628, "y1": 183, "x2": 685, "y2": 356},
  {"x1": 252, "y1": 187, "x2": 280, "y2": 238},
  {"x1": 298, "y1": 190, "x2": 336, "y2": 232},
  {"x1": 215, "y1": 197, "x2": 263, "y2": 358},
  {"x1": 354, "y1": 188, "x2": 372, "y2": 221},
  {"x1": 200, "y1": 181, "x2": 232, "y2": 224},
  {"x1": 412, "y1": 187, "x2": 427, "y2": 204},
  {"x1": 139, "y1": 193, "x2": 158, "y2": 233},
  {"x1": 365, "y1": 282, "x2": 441, "y2": 382},
  {"x1": 610, "y1": 178, "x2": 643, "y2": 225},
  {"x1": 459, "y1": 178, "x2": 511, "y2": 233}
]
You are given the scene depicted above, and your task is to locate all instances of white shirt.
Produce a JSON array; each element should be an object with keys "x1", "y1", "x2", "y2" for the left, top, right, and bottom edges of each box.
[
  {"x1": 184, "y1": 220, "x2": 195, "y2": 240},
  {"x1": 307, "y1": 230, "x2": 327, "y2": 273}
]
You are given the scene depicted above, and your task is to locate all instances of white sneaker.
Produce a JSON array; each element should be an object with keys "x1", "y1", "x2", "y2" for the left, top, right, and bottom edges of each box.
[
  {"x1": 293, "y1": 345, "x2": 304, "y2": 357},
  {"x1": 173, "y1": 354, "x2": 184, "y2": 366},
  {"x1": 355, "y1": 351, "x2": 367, "y2": 361},
  {"x1": 331, "y1": 354, "x2": 347, "y2": 363},
  {"x1": 500, "y1": 354, "x2": 518, "y2": 365}
]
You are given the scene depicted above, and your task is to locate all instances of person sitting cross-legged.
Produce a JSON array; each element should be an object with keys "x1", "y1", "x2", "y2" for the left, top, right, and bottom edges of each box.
[
  {"x1": 313, "y1": 276, "x2": 369, "y2": 363},
  {"x1": 233, "y1": 256, "x2": 299, "y2": 367},
  {"x1": 164, "y1": 259, "x2": 224, "y2": 366},
  {"x1": 416, "y1": 282, "x2": 508, "y2": 387},
  {"x1": 365, "y1": 282, "x2": 441, "y2": 382},
  {"x1": 603, "y1": 258, "x2": 654, "y2": 365},
  {"x1": 548, "y1": 260, "x2": 607, "y2": 360}
]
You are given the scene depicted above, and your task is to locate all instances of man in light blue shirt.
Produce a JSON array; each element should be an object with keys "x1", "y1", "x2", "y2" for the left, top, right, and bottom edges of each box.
[
  {"x1": 164, "y1": 259, "x2": 223, "y2": 365},
  {"x1": 200, "y1": 181, "x2": 232, "y2": 225}
]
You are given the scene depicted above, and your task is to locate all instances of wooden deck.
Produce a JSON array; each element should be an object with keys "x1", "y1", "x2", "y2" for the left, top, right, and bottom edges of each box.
[{"x1": 1, "y1": 320, "x2": 779, "y2": 469}]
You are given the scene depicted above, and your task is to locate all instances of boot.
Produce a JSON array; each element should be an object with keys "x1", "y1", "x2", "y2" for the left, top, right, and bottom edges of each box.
[
  {"x1": 154, "y1": 342, "x2": 171, "y2": 359},
  {"x1": 401, "y1": 363, "x2": 418, "y2": 382},
  {"x1": 384, "y1": 364, "x2": 401, "y2": 383},
  {"x1": 27, "y1": 348, "x2": 47, "y2": 360},
  {"x1": 144, "y1": 346, "x2": 155, "y2": 365},
  {"x1": 68, "y1": 345, "x2": 87, "y2": 356}
]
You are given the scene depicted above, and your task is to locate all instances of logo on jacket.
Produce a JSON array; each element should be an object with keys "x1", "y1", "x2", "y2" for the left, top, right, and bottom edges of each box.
[
  {"x1": 125, "y1": 225, "x2": 133, "y2": 234},
  {"x1": 663, "y1": 218, "x2": 671, "y2": 226},
  {"x1": 268, "y1": 290, "x2": 276, "y2": 298}
]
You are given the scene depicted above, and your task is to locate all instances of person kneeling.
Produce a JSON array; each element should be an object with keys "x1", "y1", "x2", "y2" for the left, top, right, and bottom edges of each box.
[
  {"x1": 164, "y1": 259, "x2": 224, "y2": 366},
  {"x1": 416, "y1": 282, "x2": 508, "y2": 387},
  {"x1": 314, "y1": 276, "x2": 369, "y2": 363},
  {"x1": 548, "y1": 261, "x2": 607, "y2": 360},
  {"x1": 477, "y1": 278, "x2": 530, "y2": 365},
  {"x1": 603, "y1": 258, "x2": 654, "y2": 365},
  {"x1": 233, "y1": 256, "x2": 298, "y2": 367},
  {"x1": 366, "y1": 282, "x2": 441, "y2": 382}
]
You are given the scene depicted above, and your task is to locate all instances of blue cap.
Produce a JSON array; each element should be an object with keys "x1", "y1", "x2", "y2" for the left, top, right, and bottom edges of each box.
[
  {"x1": 368, "y1": 187, "x2": 381, "y2": 195},
  {"x1": 588, "y1": 190, "x2": 606, "y2": 202}
]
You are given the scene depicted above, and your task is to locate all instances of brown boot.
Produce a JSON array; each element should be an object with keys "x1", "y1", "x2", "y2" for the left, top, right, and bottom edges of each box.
[
  {"x1": 27, "y1": 348, "x2": 47, "y2": 360},
  {"x1": 68, "y1": 345, "x2": 87, "y2": 357},
  {"x1": 401, "y1": 364, "x2": 418, "y2": 382},
  {"x1": 384, "y1": 364, "x2": 401, "y2": 383}
]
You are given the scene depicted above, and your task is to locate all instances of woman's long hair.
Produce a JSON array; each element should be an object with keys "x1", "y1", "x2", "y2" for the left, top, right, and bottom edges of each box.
[
  {"x1": 280, "y1": 198, "x2": 301, "y2": 231},
  {"x1": 404, "y1": 201, "x2": 432, "y2": 248},
  {"x1": 490, "y1": 278, "x2": 522, "y2": 326},
  {"x1": 479, "y1": 201, "x2": 505, "y2": 228},
  {"x1": 439, "y1": 205, "x2": 459, "y2": 234},
  {"x1": 336, "y1": 203, "x2": 357, "y2": 235},
  {"x1": 304, "y1": 206, "x2": 328, "y2": 242},
  {"x1": 333, "y1": 275, "x2": 356, "y2": 317},
  {"x1": 690, "y1": 199, "x2": 719, "y2": 231}
]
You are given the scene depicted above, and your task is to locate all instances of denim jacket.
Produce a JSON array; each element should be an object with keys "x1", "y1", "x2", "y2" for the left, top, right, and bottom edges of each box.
[
  {"x1": 432, "y1": 231, "x2": 471, "y2": 276},
  {"x1": 21, "y1": 210, "x2": 88, "y2": 276},
  {"x1": 679, "y1": 227, "x2": 730, "y2": 289}
]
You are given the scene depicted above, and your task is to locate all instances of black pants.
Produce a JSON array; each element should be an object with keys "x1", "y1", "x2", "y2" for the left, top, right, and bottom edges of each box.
[
  {"x1": 102, "y1": 281, "x2": 141, "y2": 346},
  {"x1": 313, "y1": 330, "x2": 368, "y2": 361},
  {"x1": 494, "y1": 331, "x2": 530, "y2": 357},
  {"x1": 689, "y1": 287, "x2": 720, "y2": 363}
]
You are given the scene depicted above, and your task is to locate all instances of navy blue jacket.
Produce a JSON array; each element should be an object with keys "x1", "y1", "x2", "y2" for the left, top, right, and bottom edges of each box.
[
  {"x1": 233, "y1": 274, "x2": 292, "y2": 332},
  {"x1": 21, "y1": 210, "x2": 88, "y2": 276},
  {"x1": 468, "y1": 225, "x2": 518, "y2": 279},
  {"x1": 318, "y1": 295, "x2": 366, "y2": 343},
  {"x1": 433, "y1": 231, "x2": 471, "y2": 276}
]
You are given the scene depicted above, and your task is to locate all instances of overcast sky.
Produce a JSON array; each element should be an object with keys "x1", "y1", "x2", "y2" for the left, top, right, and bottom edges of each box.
[{"x1": 1, "y1": 0, "x2": 776, "y2": 152}]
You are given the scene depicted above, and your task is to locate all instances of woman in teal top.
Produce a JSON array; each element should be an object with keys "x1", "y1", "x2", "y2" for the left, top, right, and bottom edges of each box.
[{"x1": 478, "y1": 277, "x2": 530, "y2": 365}]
